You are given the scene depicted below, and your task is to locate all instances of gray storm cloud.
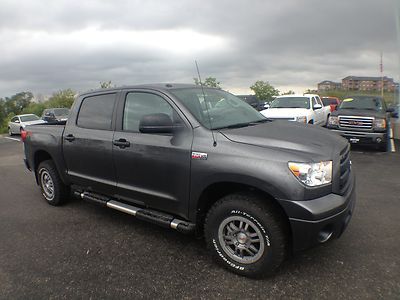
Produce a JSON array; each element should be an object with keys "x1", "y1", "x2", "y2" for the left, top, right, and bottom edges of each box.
[{"x1": 0, "y1": 0, "x2": 397, "y2": 97}]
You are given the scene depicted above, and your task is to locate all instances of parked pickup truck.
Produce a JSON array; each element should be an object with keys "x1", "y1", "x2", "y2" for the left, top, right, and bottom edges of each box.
[
  {"x1": 23, "y1": 84, "x2": 355, "y2": 277},
  {"x1": 327, "y1": 95, "x2": 394, "y2": 151},
  {"x1": 260, "y1": 94, "x2": 331, "y2": 125}
]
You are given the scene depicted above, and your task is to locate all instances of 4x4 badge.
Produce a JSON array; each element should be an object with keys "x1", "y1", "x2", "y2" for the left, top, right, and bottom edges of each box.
[{"x1": 192, "y1": 152, "x2": 208, "y2": 160}]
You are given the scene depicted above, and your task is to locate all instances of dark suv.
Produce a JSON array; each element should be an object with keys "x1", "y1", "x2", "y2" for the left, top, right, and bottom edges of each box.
[
  {"x1": 42, "y1": 108, "x2": 70, "y2": 123},
  {"x1": 327, "y1": 96, "x2": 393, "y2": 150}
]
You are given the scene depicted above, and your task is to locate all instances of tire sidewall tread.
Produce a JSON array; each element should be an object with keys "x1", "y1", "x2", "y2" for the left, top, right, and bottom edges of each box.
[
  {"x1": 204, "y1": 193, "x2": 288, "y2": 278},
  {"x1": 37, "y1": 160, "x2": 69, "y2": 206}
]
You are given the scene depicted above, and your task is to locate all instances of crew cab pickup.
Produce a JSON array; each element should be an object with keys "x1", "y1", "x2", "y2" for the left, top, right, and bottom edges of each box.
[
  {"x1": 327, "y1": 95, "x2": 393, "y2": 151},
  {"x1": 260, "y1": 94, "x2": 331, "y2": 125},
  {"x1": 23, "y1": 84, "x2": 356, "y2": 277}
]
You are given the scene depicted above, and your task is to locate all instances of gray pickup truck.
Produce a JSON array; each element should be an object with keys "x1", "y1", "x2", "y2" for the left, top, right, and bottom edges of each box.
[{"x1": 23, "y1": 84, "x2": 356, "y2": 277}]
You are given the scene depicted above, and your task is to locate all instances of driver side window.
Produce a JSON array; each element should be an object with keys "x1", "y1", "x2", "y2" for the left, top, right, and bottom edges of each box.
[
  {"x1": 123, "y1": 92, "x2": 179, "y2": 132},
  {"x1": 312, "y1": 97, "x2": 318, "y2": 108}
]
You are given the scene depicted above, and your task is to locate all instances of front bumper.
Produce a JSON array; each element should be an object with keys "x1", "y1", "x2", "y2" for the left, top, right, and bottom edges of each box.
[
  {"x1": 329, "y1": 128, "x2": 386, "y2": 145},
  {"x1": 278, "y1": 172, "x2": 356, "y2": 252}
]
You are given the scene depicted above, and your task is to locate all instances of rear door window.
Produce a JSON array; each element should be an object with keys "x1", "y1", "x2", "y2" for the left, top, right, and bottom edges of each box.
[{"x1": 77, "y1": 93, "x2": 116, "y2": 130}]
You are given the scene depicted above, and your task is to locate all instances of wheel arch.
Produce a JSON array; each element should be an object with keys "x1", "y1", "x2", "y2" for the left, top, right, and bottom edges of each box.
[
  {"x1": 33, "y1": 150, "x2": 68, "y2": 186},
  {"x1": 195, "y1": 181, "x2": 292, "y2": 246}
]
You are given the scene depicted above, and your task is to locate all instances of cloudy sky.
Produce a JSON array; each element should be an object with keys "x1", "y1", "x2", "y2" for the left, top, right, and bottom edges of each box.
[{"x1": 0, "y1": 0, "x2": 398, "y2": 98}]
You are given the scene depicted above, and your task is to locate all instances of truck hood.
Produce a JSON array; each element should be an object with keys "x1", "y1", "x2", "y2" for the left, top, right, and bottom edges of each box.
[
  {"x1": 260, "y1": 108, "x2": 308, "y2": 118},
  {"x1": 219, "y1": 121, "x2": 347, "y2": 159},
  {"x1": 331, "y1": 109, "x2": 385, "y2": 118}
]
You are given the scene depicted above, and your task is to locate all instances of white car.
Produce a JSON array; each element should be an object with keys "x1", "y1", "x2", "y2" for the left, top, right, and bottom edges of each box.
[
  {"x1": 260, "y1": 94, "x2": 331, "y2": 126},
  {"x1": 8, "y1": 114, "x2": 46, "y2": 135}
]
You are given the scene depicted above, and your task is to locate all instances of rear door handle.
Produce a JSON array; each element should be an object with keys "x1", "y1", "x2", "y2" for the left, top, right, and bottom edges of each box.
[
  {"x1": 64, "y1": 134, "x2": 75, "y2": 142},
  {"x1": 113, "y1": 138, "x2": 130, "y2": 149}
]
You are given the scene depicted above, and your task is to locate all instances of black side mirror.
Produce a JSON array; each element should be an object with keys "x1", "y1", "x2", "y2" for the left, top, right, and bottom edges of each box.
[{"x1": 139, "y1": 113, "x2": 175, "y2": 134}]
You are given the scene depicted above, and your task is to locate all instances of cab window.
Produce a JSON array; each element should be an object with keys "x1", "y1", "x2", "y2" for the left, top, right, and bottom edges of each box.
[{"x1": 123, "y1": 92, "x2": 178, "y2": 132}]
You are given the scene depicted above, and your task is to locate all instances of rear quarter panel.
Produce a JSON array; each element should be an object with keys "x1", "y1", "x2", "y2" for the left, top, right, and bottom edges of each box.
[{"x1": 24, "y1": 124, "x2": 69, "y2": 184}]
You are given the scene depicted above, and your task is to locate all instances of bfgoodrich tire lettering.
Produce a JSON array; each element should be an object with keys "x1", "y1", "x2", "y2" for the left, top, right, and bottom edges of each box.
[
  {"x1": 37, "y1": 160, "x2": 70, "y2": 206},
  {"x1": 204, "y1": 193, "x2": 288, "y2": 277}
]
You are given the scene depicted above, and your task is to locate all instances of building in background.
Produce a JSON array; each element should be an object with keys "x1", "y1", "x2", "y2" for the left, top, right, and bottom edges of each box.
[
  {"x1": 317, "y1": 80, "x2": 342, "y2": 91},
  {"x1": 342, "y1": 76, "x2": 398, "y2": 92}
]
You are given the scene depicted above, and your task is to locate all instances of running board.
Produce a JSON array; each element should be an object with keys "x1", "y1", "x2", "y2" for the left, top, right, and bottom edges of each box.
[{"x1": 74, "y1": 191, "x2": 195, "y2": 234}]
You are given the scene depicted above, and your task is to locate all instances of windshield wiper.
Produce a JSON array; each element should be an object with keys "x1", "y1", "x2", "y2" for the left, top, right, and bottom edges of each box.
[
  {"x1": 214, "y1": 122, "x2": 252, "y2": 130},
  {"x1": 249, "y1": 119, "x2": 271, "y2": 124}
]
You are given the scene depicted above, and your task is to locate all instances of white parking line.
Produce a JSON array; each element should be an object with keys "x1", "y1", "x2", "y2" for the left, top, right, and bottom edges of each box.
[{"x1": 4, "y1": 137, "x2": 21, "y2": 142}]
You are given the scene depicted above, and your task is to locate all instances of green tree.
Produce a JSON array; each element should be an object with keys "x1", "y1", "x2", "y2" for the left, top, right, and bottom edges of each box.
[
  {"x1": 100, "y1": 81, "x2": 113, "y2": 89},
  {"x1": 46, "y1": 89, "x2": 76, "y2": 108},
  {"x1": 250, "y1": 81, "x2": 280, "y2": 101},
  {"x1": 194, "y1": 77, "x2": 221, "y2": 88},
  {"x1": 22, "y1": 102, "x2": 47, "y2": 117},
  {"x1": 282, "y1": 90, "x2": 295, "y2": 95}
]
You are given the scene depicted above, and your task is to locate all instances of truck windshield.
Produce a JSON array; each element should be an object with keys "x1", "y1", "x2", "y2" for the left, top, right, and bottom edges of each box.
[
  {"x1": 339, "y1": 96, "x2": 384, "y2": 111},
  {"x1": 170, "y1": 88, "x2": 266, "y2": 130},
  {"x1": 20, "y1": 115, "x2": 39, "y2": 122},
  {"x1": 322, "y1": 98, "x2": 337, "y2": 106},
  {"x1": 53, "y1": 108, "x2": 70, "y2": 116},
  {"x1": 270, "y1": 97, "x2": 310, "y2": 109}
]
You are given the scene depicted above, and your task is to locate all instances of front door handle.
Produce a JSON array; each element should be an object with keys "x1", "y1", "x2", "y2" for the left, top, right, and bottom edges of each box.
[
  {"x1": 113, "y1": 138, "x2": 130, "y2": 149},
  {"x1": 64, "y1": 134, "x2": 75, "y2": 142}
]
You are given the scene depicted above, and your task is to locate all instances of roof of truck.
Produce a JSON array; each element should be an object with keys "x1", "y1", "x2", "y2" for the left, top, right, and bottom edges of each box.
[{"x1": 80, "y1": 83, "x2": 207, "y2": 96}]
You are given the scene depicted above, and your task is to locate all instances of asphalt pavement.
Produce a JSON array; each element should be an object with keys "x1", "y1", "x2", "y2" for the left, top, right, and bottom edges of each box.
[{"x1": 0, "y1": 136, "x2": 399, "y2": 299}]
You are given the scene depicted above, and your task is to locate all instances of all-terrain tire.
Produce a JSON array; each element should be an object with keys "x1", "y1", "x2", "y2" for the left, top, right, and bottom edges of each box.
[
  {"x1": 204, "y1": 193, "x2": 288, "y2": 278},
  {"x1": 37, "y1": 160, "x2": 70, "y2": 206}
]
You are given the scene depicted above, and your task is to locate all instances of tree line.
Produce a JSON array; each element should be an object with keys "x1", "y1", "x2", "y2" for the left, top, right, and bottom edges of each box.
[{"x1": 0, "y1": 79, "x2": 290, "y2": 134}]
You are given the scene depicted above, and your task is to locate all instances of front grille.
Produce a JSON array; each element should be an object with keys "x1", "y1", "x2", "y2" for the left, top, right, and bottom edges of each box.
[
  {"x1": 339, "y1": 144, "x2": 351, "y2": 195},
  {"x1": 339, "y1": 115, "x2": 373, "y2": 130}
]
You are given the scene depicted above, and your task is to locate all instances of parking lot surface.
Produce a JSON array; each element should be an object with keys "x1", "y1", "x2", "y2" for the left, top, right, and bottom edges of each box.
[{"x1": 0, "y1": 136, "x2": 399, "y2": 299}]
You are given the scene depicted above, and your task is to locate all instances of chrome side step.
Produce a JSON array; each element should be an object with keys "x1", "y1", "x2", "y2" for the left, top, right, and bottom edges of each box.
[
  {"x1": 74, "y1": 191, "x2": 195, "y2": 234},
  {"x1": 107, "y1": 200, "x2": 138, "y2": 216}
]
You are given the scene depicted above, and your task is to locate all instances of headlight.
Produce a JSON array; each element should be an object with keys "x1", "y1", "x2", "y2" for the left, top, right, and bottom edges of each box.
[
  {"x1": 373, "y1": 118, "x2": 386, "y2": 129},
  {"x1": 295, "y1": 116, "x2": 307, "y2": 123},
  {"x1": 328, "y1": 116, "x2": 339, "y2": 126},
  {"x1": 288, "y1": 161, "x2": 332, "y2": 187}
]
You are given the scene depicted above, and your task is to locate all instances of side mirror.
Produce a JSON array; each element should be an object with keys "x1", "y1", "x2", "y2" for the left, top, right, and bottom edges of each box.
[
  {"x1": 139, "y1": 113, "x2": 175, "y2": 134},
  {"x1": 264, "y1": 103, "x2": 270, "y2": 109},
  {"x1": 15, "y1": 119, "x2": 20, "y2": 123},
  {"x1": 314, "y1": 104, "x2": 322, "y2": 110}
]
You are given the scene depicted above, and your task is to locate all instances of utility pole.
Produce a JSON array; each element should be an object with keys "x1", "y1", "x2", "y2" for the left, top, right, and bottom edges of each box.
[{"x1": 380, "y1": 52, "x2": 384, "y2": 98}]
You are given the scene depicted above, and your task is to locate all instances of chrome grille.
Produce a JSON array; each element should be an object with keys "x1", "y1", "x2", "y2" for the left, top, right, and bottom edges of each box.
[
  {"x1": 339, "y1": 144, "x2": 351, "y2": 195},
  {"x1": 339, "y1": 115, "x2": 373, "y2": 130}
]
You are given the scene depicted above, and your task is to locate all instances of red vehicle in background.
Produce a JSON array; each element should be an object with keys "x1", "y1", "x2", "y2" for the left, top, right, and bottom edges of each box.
[{"x1": 321, "y1": 97, "x2": 341, "y2": 112}]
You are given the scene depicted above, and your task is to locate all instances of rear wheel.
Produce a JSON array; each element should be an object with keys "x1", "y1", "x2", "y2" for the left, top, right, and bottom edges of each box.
[
  {"x1": 37, "y1": 160, "x2": 70, "y2": 206},
  {"x1": 204, "y1": 193, "x2": 288, "y2": 278}
]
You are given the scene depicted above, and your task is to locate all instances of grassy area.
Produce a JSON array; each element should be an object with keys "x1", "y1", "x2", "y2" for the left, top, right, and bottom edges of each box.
[{"x1": 318, "y1": 90, "x2": 399, "y2": 105}]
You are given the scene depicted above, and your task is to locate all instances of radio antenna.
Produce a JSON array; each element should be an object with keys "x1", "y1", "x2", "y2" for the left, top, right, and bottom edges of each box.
[{"x1": 195, "y1": 60, "x2": 217, "y2": 147}]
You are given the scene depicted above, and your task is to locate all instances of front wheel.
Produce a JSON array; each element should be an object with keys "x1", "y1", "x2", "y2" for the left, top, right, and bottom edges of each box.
[
  {"x1": 204, "y1": 193, "x2": 288, "y2": 277},
  {"x1": 37, "y1": 160, "x2": 70, "y2": 206}
]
